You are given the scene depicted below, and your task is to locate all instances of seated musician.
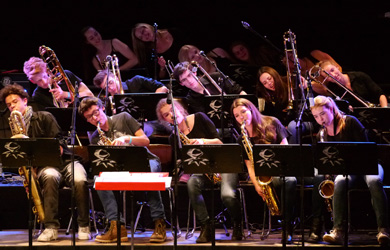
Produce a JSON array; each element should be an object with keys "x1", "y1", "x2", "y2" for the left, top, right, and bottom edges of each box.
[
  {"x1": 231, "y1": 98, "x2": 297, "y2": 243},
  {"x1": 78, "y1": 96, "x2": 167, "y2": 243},
  {"x1": 0, "y1": 84, "x2": 91, "y2": 241},
  {"x1": 92, "y1": 70, "x2": 168, "y2": 96},
  {"x1": 314, "y1": 60, "x2": 388, "y2": 107},
  {"x1": 23, "y1": 56, "x2": 94, "y2": 111},
  {"x1": 172, "y1": 61, "x2": 246, "y2": 114},
  {"x1": 155, "y1": 98, "x2": 244, "y2": 242},
  {"x1": 311, "y1": 95, "x2": 389, "y2": 245}
]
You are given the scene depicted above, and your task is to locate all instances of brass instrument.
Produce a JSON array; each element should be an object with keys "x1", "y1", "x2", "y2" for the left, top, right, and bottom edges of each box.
[
  {"x1": 317, "y1": 125, "x2": 334, "y2": 214},
  {"x1": 309, "y1": 65, "x2": 375, "y2": 108},
  {"x1": 9, "y1": 111, "x2": 45, "y2": 223},
  {"x1": 179, "y1": 130, "x2": 221, "y2": 184},
  {"x1": 283, "y1": 30, "x2": 304, "y2": 111},
  {"x1": 241, "y1": 121, "x2": 280, "y2": 216},
  {"x1": 112, "y1": 55, "x2": 124, "y2": 94},
  {"x1": 97, "y1": 122, "x2": 113, "y2": 145},
  {"x1": 190, "y1": 61, "x2": 222, "y2": 95},
  {"x1": 39, "y1": 45, "x2": 75, "y2": 108},
  {"x1": 318, "y1": 176, "x2": 334, "y2": 213}
]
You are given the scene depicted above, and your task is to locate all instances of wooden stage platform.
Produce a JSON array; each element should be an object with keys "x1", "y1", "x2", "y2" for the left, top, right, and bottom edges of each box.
[{"x1": 0, "y1": 228, "x2": 386, "y2": 249}]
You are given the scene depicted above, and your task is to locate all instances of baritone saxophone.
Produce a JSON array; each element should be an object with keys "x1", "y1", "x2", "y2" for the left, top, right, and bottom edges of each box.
[
  {"x1": 241, "y1": 121, "x2": 280, "y2": 216},
  {"x1": 9, "y1": 110, "x2": 45, "y2": 223}
]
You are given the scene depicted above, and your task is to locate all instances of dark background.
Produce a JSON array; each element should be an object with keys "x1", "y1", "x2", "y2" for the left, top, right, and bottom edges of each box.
[{"x1": 1, "y1": 0, "x2": 390, "y2": 87}]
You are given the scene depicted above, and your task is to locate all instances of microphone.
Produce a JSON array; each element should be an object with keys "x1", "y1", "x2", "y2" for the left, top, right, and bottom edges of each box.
[
  {"x1": 166, "y1": 90, "x2": 172, "y2": 104},
  {"x1": 306, "y1": 72, "x2": 314, "y2": 108},
  {"x1": 241, "y1": 21, "x2": 250, "y2": 30},
  {"x1": 199, "y1": 50, "x2": 206, "y2": 57}
]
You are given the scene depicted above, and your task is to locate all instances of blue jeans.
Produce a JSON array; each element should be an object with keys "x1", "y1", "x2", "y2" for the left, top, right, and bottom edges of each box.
[
  {"x1": 332, "y1": 164, "x2": 388, "y2": 231},
  {"x1": 299, "y1": 174, "x2": 326, "y2": 218},
  {"x1": 272, "y1": 176, "x2": 297, "y2": 225},
  {"x1": 38, "y1": 161, "x2": 89, "y2": 229},
  {"x1": 97, "y1": 159, "x2": 166, "y2": 222},
  {"x1": 187, "y1": 173, "x2": 241, "y2": 224}
]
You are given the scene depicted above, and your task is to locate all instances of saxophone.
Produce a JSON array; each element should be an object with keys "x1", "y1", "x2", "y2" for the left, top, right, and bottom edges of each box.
[
  {"x1": 180, "y1": 131, "x2": 222, "y2": 184},
  {"x1": 97, "y1": 122, "x2": 113, "y2": 145},
  {"x1": 241, "y1": 121, "x2": 280, "y2": 216},
  {"x1": 9, "y1": 110, "x2": 45, "y2": 223}
]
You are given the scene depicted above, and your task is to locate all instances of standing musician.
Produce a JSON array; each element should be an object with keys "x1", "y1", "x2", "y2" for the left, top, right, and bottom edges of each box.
[
  {"x1": 155, "y1": 98, "x2": 243, "y2": 243},
  {"x1": 0, "y1": 84, "x2": 91, "y2": 241},
  {"x1": 311, "y1": 95, "x2": 389, "y2": 245},
  {"x1": 78, "y1": 96, "x2": 167, "y2": 243},
  {"x1": 23, "y1": 57, "x2": 94, "y2": 111},
  {"x1": 231, "y1": 98, "x2": 297, "y2": 243},
  {"x1": 172, "y1": 61, "x2": 246, "y2": 114}
]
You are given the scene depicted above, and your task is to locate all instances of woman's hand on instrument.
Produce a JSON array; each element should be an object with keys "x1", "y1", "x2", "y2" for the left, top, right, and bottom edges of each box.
[{"x1": 254, "y1": 184, "x2": 266, "y2": 200}]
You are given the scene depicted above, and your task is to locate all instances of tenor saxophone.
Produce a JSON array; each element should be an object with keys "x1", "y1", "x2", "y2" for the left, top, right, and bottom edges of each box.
[
  {"x1": 10, "y1": 110, "x2": 45, "y2": 223},
  {"x1": 180, "y1": 131, "x2": 222, "y2": 184},
  {"x1": 241, "y1": 121, "x2": 280, "y2": 216}
]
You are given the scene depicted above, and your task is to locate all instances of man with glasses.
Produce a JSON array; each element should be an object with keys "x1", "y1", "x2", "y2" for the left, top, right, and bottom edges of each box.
[{"x1": 78, "y1": 96, "x2": 167, "y2": 243}]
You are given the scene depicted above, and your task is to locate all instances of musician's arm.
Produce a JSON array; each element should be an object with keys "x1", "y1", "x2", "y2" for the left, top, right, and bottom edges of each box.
[
  {"x1": 245, "y1": 159, "x2": 265, "y2": 199},
  {"x1": 78, "y1": 82, "x2": 94, "y2": 98}
]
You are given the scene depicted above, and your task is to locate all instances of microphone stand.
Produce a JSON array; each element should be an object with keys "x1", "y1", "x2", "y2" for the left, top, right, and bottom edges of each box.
[
  {"x1": 241, "y1": 21, "x2": 284, "y2": 56},
  {"x1": 167, "y1": 74, "x2": 180, "y2": 250},
  {"x1": 69, "y1": 81, "x2": 79, "y2": 248},
  {"x1": 152, "y1": 23, "x2": 158, "y2": 80},
  {"x1": 104, "y1": 59, "x2": 111, "y2": 115}
]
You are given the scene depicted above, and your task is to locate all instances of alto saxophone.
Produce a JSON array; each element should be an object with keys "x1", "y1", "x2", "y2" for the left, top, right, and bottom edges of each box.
[
  {"x1": 180, "y1": 131, "x2": 222, "y2": 184},
  {"x1": 97, "y1": 122, "x2": 113, "y2": 145},
  {"x1": 9, "y1": 110, "x2": 45, "y2": 223},
  {"x1": 241, "y1": 121, "x2": 280, "y2": 216}
]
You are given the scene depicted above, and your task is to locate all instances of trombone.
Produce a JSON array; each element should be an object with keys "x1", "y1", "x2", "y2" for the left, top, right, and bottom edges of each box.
[
  {"x1": 283, "y1": 30, "x2": 304, "y2": 111},
  {"x1": 309, "y1": 65, "x2": 375, "y2": 108},
  {"x1": 190, "y1": 61, "x2": 223, "y2": 95}
]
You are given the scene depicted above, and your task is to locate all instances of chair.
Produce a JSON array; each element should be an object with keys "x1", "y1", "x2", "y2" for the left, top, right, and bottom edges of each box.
[
  {"x1": 122, "y1": 186, "x2": 181, "y2": 237},
  {"x1": 185, "y1": 186, "x2": 250, "y2": 239}
]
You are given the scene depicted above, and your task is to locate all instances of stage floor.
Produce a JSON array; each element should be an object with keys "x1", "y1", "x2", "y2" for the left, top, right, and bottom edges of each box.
[{"x1": 0, "y1": 228, "x2": 385, "y2": 249}]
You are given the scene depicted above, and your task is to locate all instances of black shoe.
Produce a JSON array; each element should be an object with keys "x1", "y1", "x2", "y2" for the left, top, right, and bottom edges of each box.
[
  {"x1": 232, "y1": 222, "x2": 243, "y2": 241},
  {"x1": 196, "y1": 220, "x2": 211, "y2": 243},
  {"x1": 308, "y1": 217, "x2": 323, "y2": 242}
]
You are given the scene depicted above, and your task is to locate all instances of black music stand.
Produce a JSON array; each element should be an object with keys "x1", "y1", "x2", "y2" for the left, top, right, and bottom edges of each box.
[
  {"x1": 315, "y1": 141, "x2": 378, "y2": 247},
  {"x1": 181, "y1": 144, "x2": 244, "y2": 248},
  {"x1": 88, "y1": 145, "x2": 149, "y2": 250},
  {"x1": 0, "y1": 138, "x2": 62, "y2": 249},
  {"x1": 114, "y1": 93, "x2": 166, "y2": 125},
  {"x1": 203, "y1": 94, "x2": 258, "y2": 142},
  {"x1": 253, "y1": 144, "x2": 314, "y2": 247},
  {"x1": 352, "y1": 107, "x2": 390, "y2": 143}
]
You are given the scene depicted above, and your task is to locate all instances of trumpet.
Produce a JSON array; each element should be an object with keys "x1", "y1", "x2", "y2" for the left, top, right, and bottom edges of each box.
[
  {"x1": 309, "y1": 65, "x2": 375, "y2": 108},
  {"x1": 190, "y1": 61, "x2": 223, "y2": 95},
  {"x1": 39, "y1": 45, "x2": 75, "y2": 108}
]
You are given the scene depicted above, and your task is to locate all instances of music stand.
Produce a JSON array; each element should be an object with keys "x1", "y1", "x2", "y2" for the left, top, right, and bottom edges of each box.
[
  {"x1": 114, "y1": 93, "x2": 166, "y2": 124},
  {"x1": 0, "y1": 138, "x2": 62, "y2": 249},
  {"x1": 352, "y1": 107, "x2": 390, "y2": 143},
  {"x1": 88, "y1": 145, "x2": 150, "y2": 250},
  {"x1": 181, "y1": 144, "x2": 244, "y2": 248},
  {"x1": 315, "y1": 141, "x2": 378, "y2": 247},
  {"x1": 253, "y1": 144, "x2": 314, "y2": 247}
]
